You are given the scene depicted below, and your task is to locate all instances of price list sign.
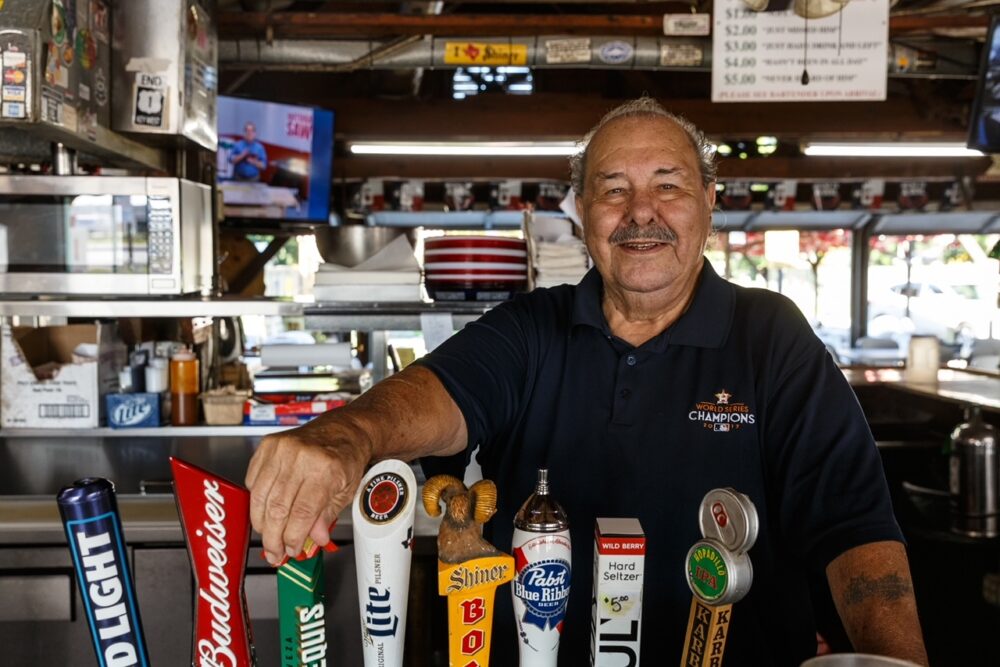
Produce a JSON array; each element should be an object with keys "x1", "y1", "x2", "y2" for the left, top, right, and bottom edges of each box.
[{"x1": 712, "y1": 0, "x2": 888, "y2": 102}]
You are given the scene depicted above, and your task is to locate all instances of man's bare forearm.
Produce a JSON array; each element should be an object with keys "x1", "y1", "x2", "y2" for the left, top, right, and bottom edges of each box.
[
  {"x1": 296, "y1": 364, "x2": 467, "y2": 464},
  {"x1": 827, "y1": 541, "x2": 928, "y2": 666}
]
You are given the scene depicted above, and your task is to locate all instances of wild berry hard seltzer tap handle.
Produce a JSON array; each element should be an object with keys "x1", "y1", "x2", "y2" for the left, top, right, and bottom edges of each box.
[
  {"x1": 680, "y1": 488, "x2": 759, "y2": 667},
  {"x1": 423, "y1": 474, "x2": 515, "y2": 667},
  {"x1": 352, "y1": 459, "x2": 418, "y2": 667},
  {"x1": 57, "y1": 477, "x2": 151, "y2": 667},
  {"x1": 171, "y1": 457, "x2": 256, "y2": 667}
]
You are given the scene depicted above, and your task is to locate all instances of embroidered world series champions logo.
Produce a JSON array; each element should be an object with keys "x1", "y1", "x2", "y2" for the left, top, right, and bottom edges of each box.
[{"x1": 688, "y1": 389, "x2": 756, "y2": 432}]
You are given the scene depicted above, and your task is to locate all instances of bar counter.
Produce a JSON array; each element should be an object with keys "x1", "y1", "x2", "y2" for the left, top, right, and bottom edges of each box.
[
  {"x1": 842, "y1": 367, "x2": 1000, "y2": 413},
  {"x1": 0, "y1": 366, "x2": 996, "y2": 665}
]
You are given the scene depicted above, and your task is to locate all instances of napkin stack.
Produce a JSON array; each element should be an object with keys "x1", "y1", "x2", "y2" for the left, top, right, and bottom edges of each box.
[{"x1": 313, "y1": 234, "x2": 422, "y2": 302}]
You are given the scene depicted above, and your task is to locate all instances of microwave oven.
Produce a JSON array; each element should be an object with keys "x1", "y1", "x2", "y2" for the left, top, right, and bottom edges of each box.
[{"x1": 0, "y1": 176, "x2": 213, "y2": 296}]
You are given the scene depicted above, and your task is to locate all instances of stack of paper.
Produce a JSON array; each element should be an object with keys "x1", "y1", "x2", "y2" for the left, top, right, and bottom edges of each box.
[
  {"x1": 534, "y1": 235, "x2": 590, "y2": 288},
  {"x1": 313, "y1": 234, "x2": 422, "y2": 301}
]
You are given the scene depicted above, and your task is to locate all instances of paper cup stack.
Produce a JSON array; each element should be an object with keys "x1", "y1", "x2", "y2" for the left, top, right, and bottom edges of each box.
[{"x1": 423, "y1": 235, "x2": 528, "y2": 302}]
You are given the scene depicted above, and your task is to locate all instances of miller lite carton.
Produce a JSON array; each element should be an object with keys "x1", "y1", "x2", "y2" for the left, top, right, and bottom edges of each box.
[{"x1": 590, "y1": 518, "x2": 645, "y2": 667}]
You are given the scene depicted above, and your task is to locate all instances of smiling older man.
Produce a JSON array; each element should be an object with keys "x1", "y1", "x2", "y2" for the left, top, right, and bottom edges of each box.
[{"x1": 246, "y1": 97, "x2": 927, "y2": 666}]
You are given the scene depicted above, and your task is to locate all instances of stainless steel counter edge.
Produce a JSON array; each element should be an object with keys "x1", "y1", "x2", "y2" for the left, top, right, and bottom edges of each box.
[{"x1": 0, "y1": 491, "x2": 443, "y2": 545}]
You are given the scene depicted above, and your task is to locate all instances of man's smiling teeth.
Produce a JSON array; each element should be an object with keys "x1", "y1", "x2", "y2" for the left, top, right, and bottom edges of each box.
[{"x1": 623, "y1": 242, "x2": 662, "y2": 250}]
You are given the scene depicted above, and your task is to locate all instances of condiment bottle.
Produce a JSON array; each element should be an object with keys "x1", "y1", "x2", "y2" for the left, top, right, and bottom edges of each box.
[
  {"x1": 511, "y1": 468, "x2": 571, "y2": 667},
  {"x1": 170, "y1": 348, "x2": 199, "y2": 426}
]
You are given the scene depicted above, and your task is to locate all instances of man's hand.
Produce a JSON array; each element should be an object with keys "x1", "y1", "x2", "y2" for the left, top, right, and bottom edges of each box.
[
  {"x1": 827, "y1": 541, "x2": 928, "y2": 666},
  {"x1": 245, "y1": 365, "x2": 467, "y2": 566},
  {"x1": 245, "y1": 417, "x2": 372, "y2": 565}
]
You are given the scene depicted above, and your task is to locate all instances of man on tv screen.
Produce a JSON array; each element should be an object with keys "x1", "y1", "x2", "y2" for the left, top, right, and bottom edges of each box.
[{"x1": 230, "y1": 122, "x2": 268, "y2": 181}]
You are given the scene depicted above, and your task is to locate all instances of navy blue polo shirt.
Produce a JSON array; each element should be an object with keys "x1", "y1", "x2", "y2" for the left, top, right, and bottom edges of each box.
[{"x1": 418, "y1": 259, "x2": 902, "y2": 666}]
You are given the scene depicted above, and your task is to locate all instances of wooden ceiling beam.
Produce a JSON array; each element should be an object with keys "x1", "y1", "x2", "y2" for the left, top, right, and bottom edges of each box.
[
  {"x1": 219, "y1": 11, "x2": 990, "y2": 39},
  {"x1": 322, "y1": 94, "x2": 965, "y2": 140},
  {"x1": 335, "y1": 155, "x2": 991, "y2": 181},
  {"x1": 218, "y1": 12, "x2": 663, "y2": 38}
]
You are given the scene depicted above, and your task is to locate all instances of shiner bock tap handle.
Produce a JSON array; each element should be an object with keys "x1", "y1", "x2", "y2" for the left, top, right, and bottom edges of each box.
[
  {"x1": 423, "y1": 474, "x2": 515, "y2": 667},
  {"x1": 171, "y1": 457, "x2": 256, "y2": 667},
  {"x1": 680, "y1": 488, "x2": 758, "y2": 667},
  {"x1": 57, "y1": 477, "x2": 151, "y2": 667}
]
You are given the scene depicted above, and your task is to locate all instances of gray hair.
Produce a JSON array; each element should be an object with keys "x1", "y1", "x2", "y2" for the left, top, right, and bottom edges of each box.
[{"x1": 569, "y1": 97, "x2": 717, "y2": 195}]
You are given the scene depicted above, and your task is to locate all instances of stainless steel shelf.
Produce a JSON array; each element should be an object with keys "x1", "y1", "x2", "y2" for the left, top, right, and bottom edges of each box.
[
  {"x1": 0, "y1": 297, "x2": 304, "y2": 318},
  {"x1": 0, "y1": 425, "x2": 291, "y2": 438},
  {"x1": 305, "y1": 300, "x2": 497, "y2": 330}
]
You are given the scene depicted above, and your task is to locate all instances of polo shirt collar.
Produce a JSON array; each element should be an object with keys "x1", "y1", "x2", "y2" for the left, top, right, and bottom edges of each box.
[{"x1": 571, "y1": 258, "x2": 734, "y2": 350}]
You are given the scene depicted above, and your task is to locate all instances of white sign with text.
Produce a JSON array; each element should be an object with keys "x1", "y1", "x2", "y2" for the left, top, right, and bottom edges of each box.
[{"x1": 711, "y1": 0, "x2": 888, "y2": 102}]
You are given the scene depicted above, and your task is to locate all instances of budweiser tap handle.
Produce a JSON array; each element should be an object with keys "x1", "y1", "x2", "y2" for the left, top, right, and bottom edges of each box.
[
  {"x1": 57, "y1": 477, "x2": 151, "y2": 667},
  {"x1": 171, "y1": 457, "x2": 256, "y2": 667},
  {"x1": 680, "y1": 489, "x2": 758, "y2": 667},
  {"x1": 353, "y1": 460, "x2": 418, "y2": 667},
  {"x1": 424, "y1": 475, "x2": 515, "y2": 667}
]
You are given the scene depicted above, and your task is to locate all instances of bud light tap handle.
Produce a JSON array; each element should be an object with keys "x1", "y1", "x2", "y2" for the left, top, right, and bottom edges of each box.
[
  {"x1": 423, "y1": 475, "x2": 515, "y2": 667},
  {"x1": 57, "y1": 477, "x2": 151, "y2": 667}
]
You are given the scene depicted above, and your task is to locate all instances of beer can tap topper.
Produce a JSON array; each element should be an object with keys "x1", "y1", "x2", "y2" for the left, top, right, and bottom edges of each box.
[
  {"x1": 57, "y1": 477, "x2": 151, "y2": 667},
  {"x1": 681, "y1": 488, "x2": 758, "y2": 667},
  {"x1": 512, "y1": 468, "x2": 572, "y2": 666},
  {"x1": 423, "y1": 475, "x2": 515, "y2": 667}
]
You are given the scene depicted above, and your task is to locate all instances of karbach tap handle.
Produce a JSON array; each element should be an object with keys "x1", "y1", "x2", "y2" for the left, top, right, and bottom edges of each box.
[{"x1": 680, "y1": 488, "x2": 758, "y2": 667}]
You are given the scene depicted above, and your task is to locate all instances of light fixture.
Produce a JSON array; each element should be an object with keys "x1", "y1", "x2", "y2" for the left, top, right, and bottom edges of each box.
[
  {"x1": 348, "y1": 141, "x2": 578, "y2": 157},
  {"x1": 803, "y1": 142, "x2": 984, "y2": 158}
]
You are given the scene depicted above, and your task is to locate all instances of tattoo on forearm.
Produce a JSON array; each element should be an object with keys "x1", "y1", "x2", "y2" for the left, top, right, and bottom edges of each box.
[{"x1": 843, "y1": 574, "x2": 912, "y2": 606}]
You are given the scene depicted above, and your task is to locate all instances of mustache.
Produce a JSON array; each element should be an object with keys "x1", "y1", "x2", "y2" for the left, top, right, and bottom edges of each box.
[{"x1": 609, "y1": 225, "x2": 678, "y2": 245}]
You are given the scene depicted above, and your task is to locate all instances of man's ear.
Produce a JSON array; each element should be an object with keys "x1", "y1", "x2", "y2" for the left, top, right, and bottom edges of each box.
[{"x1": 705, "y1": 181, "x2": 717, "y2": 211}]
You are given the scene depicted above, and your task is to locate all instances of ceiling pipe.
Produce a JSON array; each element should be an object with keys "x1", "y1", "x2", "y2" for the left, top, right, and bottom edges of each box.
[{"x1": 220, "y1": 35, "x2": 697, "y2": 71}]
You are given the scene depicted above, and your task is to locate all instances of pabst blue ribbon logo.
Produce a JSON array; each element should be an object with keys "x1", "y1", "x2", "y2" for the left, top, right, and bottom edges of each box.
[
  {"x1": 513, "y1": 559, "x2": 570, "y2": 630},
  {"x1": 361, "y1": 472, "x2": 407, "y2": 524}
]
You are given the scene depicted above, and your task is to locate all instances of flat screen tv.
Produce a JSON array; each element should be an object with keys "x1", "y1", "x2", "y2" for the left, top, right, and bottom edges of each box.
[
  {"x1": 217, "y1": 96, "x2": 334, "y2": 221},
  {"x1": 968, "y1": 17, "x2": 1000, "y2": 153}
]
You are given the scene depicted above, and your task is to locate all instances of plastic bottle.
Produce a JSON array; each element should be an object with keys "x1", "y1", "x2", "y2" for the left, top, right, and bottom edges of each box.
[
  {"x1": 145, "y1": 357, "x2": 169, "y2": 394},
  {"x1": 170, "y1": 348, "x2": 199, "y2": 426},
  {"x1": 511, "y1": 469, "x2": 571, "y2": 667}
]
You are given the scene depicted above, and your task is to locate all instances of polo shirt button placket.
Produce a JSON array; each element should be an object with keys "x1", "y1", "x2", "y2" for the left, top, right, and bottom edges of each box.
[{"x1": 626, "y1": 354, "x2": 637, "y2": 366}]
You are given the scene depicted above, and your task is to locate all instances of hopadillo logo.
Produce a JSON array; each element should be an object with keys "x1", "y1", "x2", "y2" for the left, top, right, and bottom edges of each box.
[
  {"x1": 688, "y1": 543, "x2": 729, "y2": 603},
  {"x1": 513, "y1": 559, "x2": 570, "y2": 630}
]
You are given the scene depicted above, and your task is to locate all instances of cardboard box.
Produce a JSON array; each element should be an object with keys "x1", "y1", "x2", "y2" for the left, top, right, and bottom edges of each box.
[
  {"x1": 106, "y1": 392, "x2": 164, "y2": 428},
  {"x1": 590, "y1": 517, "x2": 645, "y2": 667},
  {"x1": 2, "y1": 323, "x2": 126, "y2": 428}
]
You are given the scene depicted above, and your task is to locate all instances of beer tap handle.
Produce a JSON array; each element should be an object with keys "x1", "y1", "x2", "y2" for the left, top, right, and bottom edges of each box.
[{"x1": 424, "y1": 474, "x2": 515, "y2": 667}]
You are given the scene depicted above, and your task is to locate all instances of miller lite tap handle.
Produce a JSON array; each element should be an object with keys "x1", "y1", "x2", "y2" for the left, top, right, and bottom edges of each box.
[
  {"x1": 171, "y1": 457, "x2": 256, "y2": 667},
  {"x1": 423, "y1": 475, "x2": 514, "y2": 667},
  {"x1": 681, "y1": 488, "x2": 758, "y2": 667},
  {"x1": 353, "y1": 460, "x2": 419, "y2": 667}
]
